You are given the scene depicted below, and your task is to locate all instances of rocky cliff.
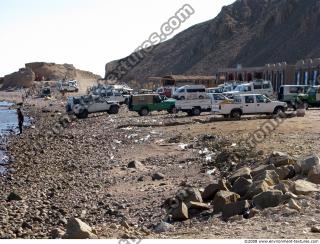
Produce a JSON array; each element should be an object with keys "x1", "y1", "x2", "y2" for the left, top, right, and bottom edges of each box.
[
  {"x1": 2, "y1": 62, "x2": 101, "y2": 89},
  {"x1": 105, "y1": 0, "x2": 320, "y2": 87}
]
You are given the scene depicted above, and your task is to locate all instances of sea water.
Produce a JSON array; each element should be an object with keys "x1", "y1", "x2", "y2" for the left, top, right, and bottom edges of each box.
[{"x1": 0, "y1": 101, "x2": 18, "y2": 175}]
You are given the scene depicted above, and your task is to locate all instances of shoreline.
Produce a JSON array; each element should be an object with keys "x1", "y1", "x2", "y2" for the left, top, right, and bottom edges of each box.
[{"x1": 0, "y1": 101, "x2": 32, "y2": 175}]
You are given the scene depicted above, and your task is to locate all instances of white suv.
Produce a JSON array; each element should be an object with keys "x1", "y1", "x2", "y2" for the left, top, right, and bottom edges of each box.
[
  {"x1": 173, "y1": 85, "x2": 206, "y2": 100},
  {"x1": 218, "y1": 94, "x2": 287, "y2": 119}
]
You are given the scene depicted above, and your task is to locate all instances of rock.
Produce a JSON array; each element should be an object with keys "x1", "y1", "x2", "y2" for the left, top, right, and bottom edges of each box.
[
  {"x1": 291, "y1": 180, "x2": 319, "y2": 195},
  {"x1": 63, "y1": 218, "x2": 97, "y2": 239},
  {"x1": 311, "y1": 226, "x2": 320, "y2": 233},
  {"x1": 127, "y1": 160, "x2": 145, "y2": 170},
  {"x1": 51, "y1": 228, "x2": 65, "y2": 239},
  {"x1": 268, "y1": 151, "x2": 296, "y2": 167},
  {"x1": 231, "y1": 177, "x2": 253, "y2": 196},
  {"x1": 229, "y1": 167, "x2": 252, "y2": 184},
  {"x1": 169, "y1": 202, "x2": 189, "y2": 221},
  {"x1": 3, "y1": 67, "x2": 35, "y2": 88},
  {"x1": 120, "y1": 220, "x2": 130, "y2": 229},
  {"x1": 274, "y1": 182, "x2": 290, "y2": 194},
  {"x1": 176, "y1": 187, "x2": 203, "y2": 206},
  {"x1": 276, "y1": 165, "x2": 295, "y2": 180},
  {"x1": 188, "y1": 201, "x2": 210, "y2": 210},
  {"x1": 253, "y1": 170, "x2": 280, "y2": 186},
  {"x1": 251, "y1": 164, "x2": 276, "y2": 177},
  {"x1": 7, "y1": 192, "x2": 23, "y2": 201},
  {"x1": 245, "y1": 180, "x2": 270, "y2": 199},
  {"x1": 154, "y1": 222, "x2": 174, "y2": 233},
  {"x1": 202, "y1": 179, "x2": 229, "y2": 201},
  {"x1": 222, "y1": 200, "x2": 250, "y2": 219},
  {"x1": 308, "y1": 164, "x2": 320, "y2": 184},
  {"x1": 151, "y1": 172, "x2": 165, "y2": 181},
  {"x1": 287, "y1": 199, "x2": 301, "y2": 211},
  {"x1": 253, "y1": 190, "x2": 283, "y2": 209},
  {"x1": 295, "y1": 154, "x2": 320, "y2": 175},
  {"x1": 21, "y1": 222, "x2": 32, "y2": 229},
  {"x1": 213, "y1": 191, "x2": 240, "y2": 213}
]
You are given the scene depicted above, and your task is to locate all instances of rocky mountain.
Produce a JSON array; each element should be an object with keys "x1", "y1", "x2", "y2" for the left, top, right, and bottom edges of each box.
[
  {"x1": 105, "y1": 0, "x2": 320, "y2": 87},
  {"x1": 2, "y1": 62, "x2": 101, "y2": 89}
]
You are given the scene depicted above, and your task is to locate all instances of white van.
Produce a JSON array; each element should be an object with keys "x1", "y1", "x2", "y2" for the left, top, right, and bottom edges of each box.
[
  {"x1": 173, "y1": 85, "x2": 207, "y2": 100},
  {"x1": 224, "y1": 80, "x2": 273, "y2": 97}
]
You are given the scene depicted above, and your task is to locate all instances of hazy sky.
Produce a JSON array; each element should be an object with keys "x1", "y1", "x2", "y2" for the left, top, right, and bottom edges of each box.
[{"x1": 0, "y1": 0, "x2": 236, "y2": 77}]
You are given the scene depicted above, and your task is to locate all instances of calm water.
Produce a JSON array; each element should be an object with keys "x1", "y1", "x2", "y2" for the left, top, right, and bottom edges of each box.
[{"x1": 0, "y1": 101, "x2": 18, "y2": 175}]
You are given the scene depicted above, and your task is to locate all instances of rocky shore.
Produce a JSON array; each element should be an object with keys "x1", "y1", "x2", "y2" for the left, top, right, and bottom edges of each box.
[{"x1": 0, "y1": 96, "x2": 320, "y2": 239}]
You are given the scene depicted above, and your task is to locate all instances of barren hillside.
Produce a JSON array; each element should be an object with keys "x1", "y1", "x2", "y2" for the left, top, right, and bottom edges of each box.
[{"x1": 105, "y1": 0, "x2": 320, "y2": 86}]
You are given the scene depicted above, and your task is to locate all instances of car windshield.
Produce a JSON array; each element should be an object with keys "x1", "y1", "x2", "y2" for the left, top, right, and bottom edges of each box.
[
  {"x1": 176, "y1": 88, "x2": 185, "y2": 93},
  {"x1": 234, "y1": 85, "x2": 245, "y2": 92},
  {"x1": 213, "y1": 94, "x2": 227, "y2": 100}
]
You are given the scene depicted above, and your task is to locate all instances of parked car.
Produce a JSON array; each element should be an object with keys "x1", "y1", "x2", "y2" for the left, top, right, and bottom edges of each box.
[
  {"x1": 67, "y1": 95, "x2": 119, "y2": 119},
  {"x1": 156, "y1": 87, "x2": 177, "y2": 98},
  {"x1": 207, "y1": 93, "x2": 232, "y2": 105},
  {"x1": 207, "y1": 87, "x2": 224, "y2": 94},
  {"x1": 278, "y1": 85, "x2": 309, "y2": 109},
  {"x1": 173, "y1": 85, "x2": 206, "y2": 100},
  {"x1": 88, "y1": 86, "x2": 129, "y2": 105},
  {"x1": 297, "y1": 86, "x2": 320, "y2": 109},
  {"x1": 217, "y1": 94, "x2": 287, "y2": 119},
  {"x1": 57, "y1": 80, "x2": 79, "y2": 92},
  {"x1": 40, "y1": 87, "x2": 51, "y2": 98},
  {"x1": 128, "y1": 94, "x2": 176, "y2": 116},
  {"x1": 224, "y1": 80, "x2": 274, "y2": 97}
]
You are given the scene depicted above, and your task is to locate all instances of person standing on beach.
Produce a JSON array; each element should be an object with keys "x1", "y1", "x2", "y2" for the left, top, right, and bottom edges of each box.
[{"x1": 17, "y1": 108, "x2": 24, "y2": 135}]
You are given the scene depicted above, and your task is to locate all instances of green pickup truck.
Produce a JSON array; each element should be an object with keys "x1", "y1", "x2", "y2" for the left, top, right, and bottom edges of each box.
[
  {"x1": 128, "y1": 94, "x2": 176, "y2": 116},
  {"x1": 297, "y1": 86, "x2": 320, "y2": 109}
]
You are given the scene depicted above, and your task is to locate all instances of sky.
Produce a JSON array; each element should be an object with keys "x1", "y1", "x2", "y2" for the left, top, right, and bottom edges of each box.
[{"x1": 0, "y1": 0, "x2": 236, "y2": 77}]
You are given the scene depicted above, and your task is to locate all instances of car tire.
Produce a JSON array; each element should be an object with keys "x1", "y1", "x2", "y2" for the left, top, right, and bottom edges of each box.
[
  {"x1": 109, "y1": 105, "x2": 119, "y2": 114},
  {"x1": 168, "y1": 107, "x2": 177, "y2": 114},
  {"x1": 187, "y1": 111, "x2": 193, "y2": 116},
  {"x1": 139, "y1": 108, "x2": 149, "y2": 116},
  {"x1": 273, "y1": 106, "x2": 285, "y2": 115},
  {"x1": 304, "y1": 103, "x2": 309, "y2": 110},
  {"x1": 199, "y1": 96, "x2": 204, "y2": 99},
  {"x1": 78, "y1": 109, "x2": 88, "y2": 119},
  {"x1": 192, "y1": 107, "x2": 201, "y2": 116},
  {"x1": 180, "y1": 96, "x2": 185, "y2": 100},
  {"x1": 230, "y1": 109, "x2": 241, "y2": 119}
]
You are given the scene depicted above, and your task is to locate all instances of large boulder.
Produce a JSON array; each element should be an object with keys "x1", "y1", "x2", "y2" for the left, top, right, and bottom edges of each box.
[
  {"x1": 202, "y1": 179, "x2": 229, "y2": 201},
  {"x1": 274, "y1": 181, "x2": 292, "y2": 194},
  {"x1": 231, "y1": 177, "x2": 253, "y2": 197},
  {"x1": 213, "y1": 191, "x2": 240, "y2": 213},
  {"x1": 169, "y1": 202, "x2": 189, "y2": 221},
  {"x1": 253, "y1": 170, "x2": 280, "y2": 186},
  {"x1": 291, "y1": 180, "x2": 319, "y2": 195},
  {"x1": 251, "y1": 164, "x2": 276, "y2": 177},
  {"x1": 188, "y1": 201, "x2": 210, "y2": 211},
  {"x1": 268, "y1": 151, "x2": 296, "y2": 167},
  {"x1": 253, "y1": 190, "x2": 283, "y2": 209},
  {"x1": 276, "y1": 165, "x2": 295, "y2": 180},
  {"x1": 3, "y1": 68, "x2": 35, "y2": 88},
  {"x1": 245, "y1": 180, "x2": 270, "y2": 199},
  {"x1": 222, "y1": 200, "x2": 250, "y2": 219},
  {"x1": 176, "y1": 187, "x2": 203, "y2": 206},
  {"x1": 229, "y1": 167, "x2": 252, "y2": 184},
  {"x1": 308, "y1": 164, "x2": 320, "y2": 184},
  {"x1": 295, "y1": 154, "x2": 320, "y2": 175},
  {"x1": 63, "y1": 218, "x2": 97, "y2": 239}
]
